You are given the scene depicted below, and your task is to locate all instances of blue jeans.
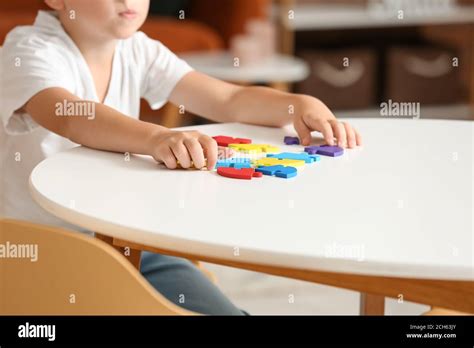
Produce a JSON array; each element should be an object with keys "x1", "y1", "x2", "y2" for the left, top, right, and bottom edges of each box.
[{"x1": 140, "y1": 251, "x2": 246, "y2": 315}]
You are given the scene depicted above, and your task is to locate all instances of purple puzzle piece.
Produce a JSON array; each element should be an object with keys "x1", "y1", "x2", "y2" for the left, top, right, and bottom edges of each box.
[
  {"x1": 304, "y1": 147, "x2": 319, "y2": 155},
  {"x1": 304, "y1": 145, "x2": 344, "y2": 157},
  {"x1": 284, "y1": 136, "x2": 300, "y2": 145}
]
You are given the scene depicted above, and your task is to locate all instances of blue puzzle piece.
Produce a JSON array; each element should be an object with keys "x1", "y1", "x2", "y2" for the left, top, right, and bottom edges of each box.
[
  {"x1": 219, "y1": 158, "x2": 251, "y2": 164},
  {"x1": 266, "y1": 152, "x2": 321, "y2": 163},
  {"x1": 255, "y1": 165, "x2": 281, "y2": 176},
  {"x1": 216, "y1": 158, "x2": 251, "y2": 169},
  {"x1": 216, "y1": 162, "x2": 252, "y2": 169},
  {"x1": 256, "y1": 165, "x2": 297, "y2": 179},
  {"x1": 224, "y1": 163, "x2": 252, "y2": 169}
]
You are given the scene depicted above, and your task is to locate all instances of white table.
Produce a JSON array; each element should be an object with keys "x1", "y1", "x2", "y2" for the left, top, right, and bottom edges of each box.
[
  {"x1": 29, "y1": 119, "x2": 474, "y2": 314},
  {"x1": 180, "y1": 51, "x2": 309, "y2": 87}
]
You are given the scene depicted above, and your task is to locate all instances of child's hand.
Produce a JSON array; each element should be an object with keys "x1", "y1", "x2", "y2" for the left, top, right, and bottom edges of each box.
[
  {"x1": 294, "y1": 96, "x2": 362, "y2": 148},
  {"x1": 151, "y1": 130, "x2": 218, "y2": 170}
]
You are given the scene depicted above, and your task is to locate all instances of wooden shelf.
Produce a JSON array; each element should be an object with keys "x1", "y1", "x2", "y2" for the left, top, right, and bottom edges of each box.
[
  {"x1": 335, "y1": 103, "x2": 473, "y2": 120},
  {"x1": 276, "y1": 4, "x2": 474, "y2": 31},
  {"x1": 273, "y1": 1, "x2": 474, "y2": 109}
]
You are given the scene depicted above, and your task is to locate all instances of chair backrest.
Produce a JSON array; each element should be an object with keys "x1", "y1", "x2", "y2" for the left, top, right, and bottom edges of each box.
[{"x1": 0, "y1": 219, "x2": 194, "y2": 315}]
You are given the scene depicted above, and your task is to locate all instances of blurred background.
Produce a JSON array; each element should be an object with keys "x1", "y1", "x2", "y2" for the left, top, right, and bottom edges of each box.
[
  {"x1": 1, "y1": 0, "x2": 473, "y2": 314},
  {"x1": 2, "y1": 0, "x2": 474, "y2": 129}
]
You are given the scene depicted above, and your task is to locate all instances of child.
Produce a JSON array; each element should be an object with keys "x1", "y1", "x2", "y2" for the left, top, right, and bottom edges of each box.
[{"x1": 0, "y1": 0, "x2": 362, "y2": 315}]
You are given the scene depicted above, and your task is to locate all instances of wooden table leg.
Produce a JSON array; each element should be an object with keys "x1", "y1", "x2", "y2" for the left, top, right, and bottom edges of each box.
[
  {"x1": 95, "y1": 233, "x2": 142, "y2": 270},
  {"x1": 360, "y1": 293, "x2": 385, "y2": 315}
]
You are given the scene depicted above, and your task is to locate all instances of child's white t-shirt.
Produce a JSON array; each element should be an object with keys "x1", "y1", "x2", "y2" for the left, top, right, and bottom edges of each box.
[{"x1": 0, "y1": 11, "x2": 193, "y2": 230}]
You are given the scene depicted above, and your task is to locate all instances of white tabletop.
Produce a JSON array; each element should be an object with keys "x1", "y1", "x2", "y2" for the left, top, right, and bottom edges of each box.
[
  {"x1": 180, "y1": 51, "x2": 310, "y2": 83},
  {"x1": 29, "y1": 119, "x2": 474, "y2": 281}
]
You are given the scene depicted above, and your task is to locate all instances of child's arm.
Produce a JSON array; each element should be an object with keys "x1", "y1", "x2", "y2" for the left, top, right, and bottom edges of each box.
[
  {"x1": 169, "y1": 71, "x2": 362, "y2": 148},
  {"x1": 25, "y1": 87, "x2": 218, "y2": 169}
]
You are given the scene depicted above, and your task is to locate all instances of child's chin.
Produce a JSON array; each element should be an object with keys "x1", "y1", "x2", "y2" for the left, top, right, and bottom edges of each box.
[{"x1": 112, "y1": 27, "x2": 140, "y2": 40}]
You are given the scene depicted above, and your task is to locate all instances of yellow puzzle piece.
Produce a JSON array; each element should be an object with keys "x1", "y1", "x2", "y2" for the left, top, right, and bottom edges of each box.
[
  {"x1": 254, "y1": 157, "x2": 305, "y2": 168},
  {"x1": 228, "y1": 144, "x2": 280, "y2": 154}
]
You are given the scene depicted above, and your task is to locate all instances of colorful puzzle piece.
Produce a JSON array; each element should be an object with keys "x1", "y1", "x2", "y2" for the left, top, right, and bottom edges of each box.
[
  {"x1": 304, "y1": 145, "x2": 344, "y2": 157},
  {"x1": 217, "y1": 163, "x2": 252, "y2": 169},
  {"x1": 228, "y1": 144, "x2": 280, "y2": 154},
  {"x1": 284, "y1": 136, "x2": 300, "y2": 145},
  {"x1": 213, "y1": 135, "x2": 251, "y2": 147},
  {"x1": 267, "y1": 152, "x2": 320, "y2": 164},
  {"x1": 217, "y1": 158, "x2": 251, "y2": 164},
  {"x1": 216, "y1": 162, "x2": 252, "y2": 169},
  {"x1": 256, "y1": 165, "x2": 297, "y2": 179},
  {"x1": 216, "y1": 158, "x2": 252, "y2": 169},
  {"x1": 254, "y1": 157, "x2": 305, "y2": 168},
  {"x1": 217, "y1": 167, "x2": 262, "y2": 180}
]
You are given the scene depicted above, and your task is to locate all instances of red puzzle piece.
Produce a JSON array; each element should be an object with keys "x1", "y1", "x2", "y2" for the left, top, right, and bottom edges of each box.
[
  {"x1": 212, "y1": 135, "x2": 252, "y2": 147},
  {"x1": 217, "y1": 167, "x2": 262, "y2": 180}
]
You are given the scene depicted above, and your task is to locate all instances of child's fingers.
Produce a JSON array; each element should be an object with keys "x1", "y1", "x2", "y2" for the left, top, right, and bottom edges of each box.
[
  {"x1": 200, "y1": 136, "x2": 218, "y2": 170},
  {"x1": 171, "y1": 142, "x2": 192, "y2": 168},
  {"x1": 184, "y1": 137, "x2": 206, "y2": 169},
  {"x1": 320, "y1": 121, "x2": 335, "y2": 146},
  {"x1": 293, "y1": 116, "x2": 312, "y2": 146},
  {"x1": 302, "y1": 115, "x2": 336, "y2": 146},
  {"x1": 160, "y1": 146, "x2": 178, "y2": 169},
  {"x1": 343, "y1": 122, "x2": 356, "y2": 148},
  {"x1": 330, "y1": 120, "x2": 347, "y2": 148},
  {"x1": 355, "y1": 128, "x2": 363, "y2": 146}
]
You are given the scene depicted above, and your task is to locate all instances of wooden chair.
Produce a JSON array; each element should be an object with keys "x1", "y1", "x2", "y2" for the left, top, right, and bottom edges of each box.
[{"x1": 0, "y1": 219, "x2": 195, "y2": 315}]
